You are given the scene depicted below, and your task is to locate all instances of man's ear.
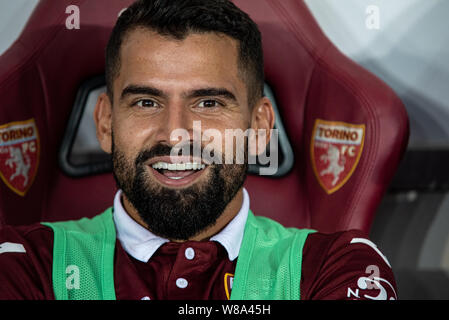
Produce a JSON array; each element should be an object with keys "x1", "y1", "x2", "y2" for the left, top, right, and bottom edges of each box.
[
  {"x1": 93, "y1": 93, "x2": 113, "y2": 154},
  {"x1": 248, "y1": 96, "x2": 275, "y2": 156}
]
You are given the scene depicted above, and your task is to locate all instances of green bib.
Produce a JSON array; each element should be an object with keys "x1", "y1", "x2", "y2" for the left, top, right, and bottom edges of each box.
[{"x1": 42, "y1": 208, "x2": 315, "y2": 300}]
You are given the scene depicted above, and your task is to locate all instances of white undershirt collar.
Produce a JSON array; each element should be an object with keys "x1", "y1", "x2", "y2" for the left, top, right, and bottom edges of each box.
[{"x1": 113, "y1": 188, "x2": 250, "y2": 262}]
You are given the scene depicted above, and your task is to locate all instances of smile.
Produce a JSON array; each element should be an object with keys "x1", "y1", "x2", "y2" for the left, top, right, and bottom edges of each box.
[
  {"x1": 149, "y1": 160, "x2": 208, "y2": 187},
  {"x1": 152, "y1": 161, "x2": 206, "y2": 172}
]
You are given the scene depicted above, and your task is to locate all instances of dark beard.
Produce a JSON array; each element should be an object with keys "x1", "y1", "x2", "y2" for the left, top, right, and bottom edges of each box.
[{"x1": 111, "y1": 142, "x2": 248, "y2": 241}]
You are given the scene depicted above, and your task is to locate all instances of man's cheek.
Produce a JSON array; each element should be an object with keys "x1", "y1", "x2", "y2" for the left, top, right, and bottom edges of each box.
[
  {"x1": 200, "y1": 128, "x2": 249, "y2": 165},
  {"x1": 201, "y1": 128, "x2": 224, "y2": 165}
]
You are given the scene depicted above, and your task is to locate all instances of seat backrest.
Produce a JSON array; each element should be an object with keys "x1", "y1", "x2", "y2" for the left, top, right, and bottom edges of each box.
[{"x1": 0, "y1": 0, "x2": 409, "y2": 233}]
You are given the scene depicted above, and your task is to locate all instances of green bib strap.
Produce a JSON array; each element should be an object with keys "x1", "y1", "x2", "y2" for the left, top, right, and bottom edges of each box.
[
  {"x1": 41, "y1": 208, "x2": 116, "y2": 300},
  {"x1": 42, "y1": 208, "x2": 314, "y2": 300},
  {"x1": 230, "y1": 210, "x2": 315, "y2": 300}
]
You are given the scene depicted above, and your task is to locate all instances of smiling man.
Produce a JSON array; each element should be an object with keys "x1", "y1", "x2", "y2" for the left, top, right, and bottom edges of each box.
[
  {"x1": 100, "y1": 27, "x2": 261, "y2": 242},
  {"x1": 0, "y1": 0, "x2": 397, "y2": 300}
]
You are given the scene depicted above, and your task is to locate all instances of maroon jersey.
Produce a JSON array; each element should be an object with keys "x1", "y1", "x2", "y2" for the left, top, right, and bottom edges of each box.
[{"x1": 0, "y1": 223, "x2": 397, "y2": 300}]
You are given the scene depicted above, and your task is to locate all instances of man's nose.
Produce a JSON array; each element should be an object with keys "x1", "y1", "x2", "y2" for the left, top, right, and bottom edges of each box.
[{"x1": 155, "y1": 103, "x2": 193, "y2": 145}]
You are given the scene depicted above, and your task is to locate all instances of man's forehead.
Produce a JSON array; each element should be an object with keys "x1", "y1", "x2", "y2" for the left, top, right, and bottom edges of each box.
[
  {"x1": 115, "y1": 28, "x2": 246, "y2": 100},
  {"x1": 120, "y1": 28, "x2": 240, "y2": 66}
]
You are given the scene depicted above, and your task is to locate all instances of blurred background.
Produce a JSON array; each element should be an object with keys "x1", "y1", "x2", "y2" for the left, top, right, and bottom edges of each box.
[
  {"x1": 304, "y1": 0, "x2": 449, "y2": 300},
  {"x1": 1, "y1": 0, "x2": 448, "y2": 299}
]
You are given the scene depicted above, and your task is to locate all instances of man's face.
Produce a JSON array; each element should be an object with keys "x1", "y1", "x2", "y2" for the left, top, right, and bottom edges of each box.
[{"x1": 95, "y1": 28, "x2": 272, "y2": 240}]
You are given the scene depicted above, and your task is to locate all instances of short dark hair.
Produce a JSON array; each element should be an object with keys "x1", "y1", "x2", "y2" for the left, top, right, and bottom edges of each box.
[{"x1": 105, "y1": 0, "x2": 264, "y2": 107}]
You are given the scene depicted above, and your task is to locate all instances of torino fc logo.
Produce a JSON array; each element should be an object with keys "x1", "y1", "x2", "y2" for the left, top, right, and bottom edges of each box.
[
  {"x1": 311, "y1": 119, "x2": 365, "y2": 194},
  {"x1": 0, "y1": 119, "x2": 39, "y2": 196}
]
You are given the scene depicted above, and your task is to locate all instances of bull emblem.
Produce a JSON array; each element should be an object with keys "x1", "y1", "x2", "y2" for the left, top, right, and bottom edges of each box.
[
  {"x1": 320, "y1": 144, "x2": 346, "y2": 187},
  {"x1": 5, "y1": 146, "x2": 31, "y2": 187}
]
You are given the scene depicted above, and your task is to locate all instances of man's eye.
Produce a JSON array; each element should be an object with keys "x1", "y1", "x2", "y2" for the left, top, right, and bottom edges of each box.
[
  {"x1": 135, "y1": 99, "x2": 158, "y2": 108},
  {"x1": 198, "y1": 100, "x2": 220, "y2": 108}
]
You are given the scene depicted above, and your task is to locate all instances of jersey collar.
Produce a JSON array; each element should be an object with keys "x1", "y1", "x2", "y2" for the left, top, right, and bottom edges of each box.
[{"x1": 113, "y1": 188, "x2": 250, "y2": 262}]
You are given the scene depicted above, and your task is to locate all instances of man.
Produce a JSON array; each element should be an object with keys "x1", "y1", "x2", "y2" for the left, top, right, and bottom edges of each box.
[{"x1": 0, "y1": 0, "x2": 397, "y2": 300}]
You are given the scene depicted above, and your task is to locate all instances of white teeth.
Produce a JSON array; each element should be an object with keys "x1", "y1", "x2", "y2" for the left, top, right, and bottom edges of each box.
[
  {"x1": 168, "y1": 177, "x2": 183, "y2": 180},
  {"x1": 151, "y1": 162, "x2": 206, "y2": 171}
]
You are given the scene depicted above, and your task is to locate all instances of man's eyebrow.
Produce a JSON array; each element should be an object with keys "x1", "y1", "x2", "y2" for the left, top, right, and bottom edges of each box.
[
  {"x1": 185, "y1": 88, "x2": 238, "y2": 103},
  {"x1": 120, "y1": 85, "x2": 168, "y2": 101}
]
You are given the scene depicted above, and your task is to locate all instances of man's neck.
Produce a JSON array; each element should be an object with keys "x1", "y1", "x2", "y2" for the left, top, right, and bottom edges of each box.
[{"x1": 121, "y1": 188, "x2": 244, "y2": 242}]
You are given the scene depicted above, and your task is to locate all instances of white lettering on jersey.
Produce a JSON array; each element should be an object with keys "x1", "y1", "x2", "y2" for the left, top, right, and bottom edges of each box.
[
  {"x1": 347, "y1": 265, "x2": 398, "y2": 300},
  {"x1": 357, "y1": 275, "x2": 397, "y2": 300},
  {"x1": 0, "y1": 242, "x2": 26, "y2": 254},
  {"x1": 350, "y1": 238, "x2": 391, "y2": 268},
  {"x1": 347, "y1": 276, "x2": 397, "y2": 300}
]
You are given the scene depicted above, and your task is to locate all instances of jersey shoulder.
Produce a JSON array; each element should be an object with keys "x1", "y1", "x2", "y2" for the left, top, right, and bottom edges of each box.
[
  {"x1": 301, "y1": 229, "x2": 398, "y2": 300},
  {"x1": 0, "y1": 223, "x2": 54, "y2": 299}
]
